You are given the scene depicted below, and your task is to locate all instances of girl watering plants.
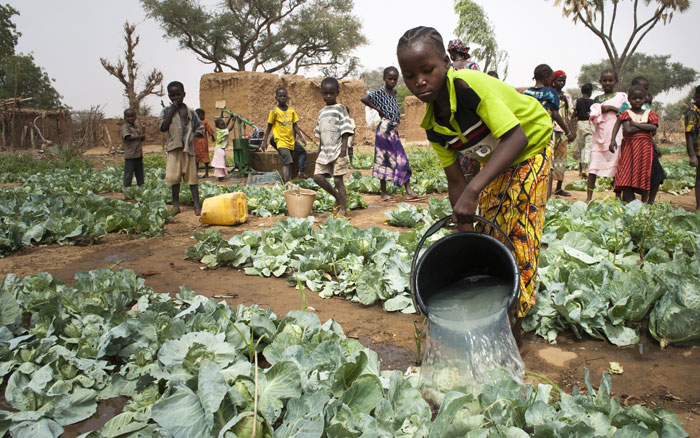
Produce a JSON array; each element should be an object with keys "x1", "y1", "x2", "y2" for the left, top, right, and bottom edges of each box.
[{"x1": 397, "y1": 26, "x2": 552, "y2": 350}]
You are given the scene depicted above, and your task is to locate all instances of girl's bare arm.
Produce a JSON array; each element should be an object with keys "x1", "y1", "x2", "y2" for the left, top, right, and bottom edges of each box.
[
  {"x1": 622, "y1": 121, "x2": 640, "y2": 135},
  {"x1": 361, "y1": 95, "x2": 385, "y2": 119},
  {"x1": 630, "y1": 122, "x2": 657, "y2": 132},
  {"x1": 451, "y1": 125, "x2": 528, "y2": 230}
]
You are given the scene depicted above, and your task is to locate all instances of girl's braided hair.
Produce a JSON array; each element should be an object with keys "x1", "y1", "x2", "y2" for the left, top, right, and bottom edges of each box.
[
  {"x1": 383, "y1": 66, "x2": 399, "y2": 76},
  {"x1": 396, "y1": 26, "x2": 445, "y2": 56},
  {"x1": 600, "y1": 68, "x2": 618, "y2": 81},
  {"x1": 533, "y1": 64, "x2": 553, "y2": 82}
]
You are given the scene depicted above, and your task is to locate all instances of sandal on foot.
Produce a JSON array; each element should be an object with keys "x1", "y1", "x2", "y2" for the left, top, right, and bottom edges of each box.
[
  {"x1": 554, "y1": 189, "x2": 571, "y2": 197},
  {"x1": 405, "y1": 195, "x2": 428, "y2": 202}
]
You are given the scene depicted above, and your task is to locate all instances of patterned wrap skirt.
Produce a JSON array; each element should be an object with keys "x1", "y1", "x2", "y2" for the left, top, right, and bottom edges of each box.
[
  {"x1": 552, "y1": 131, "x2": 568, "y2": 180},
  {"x1": 476, "y1": 141, "x2": 552, "y2": 317},
  {"x1": 372, "y1": 118, "x2": 412, "y2": 187}
]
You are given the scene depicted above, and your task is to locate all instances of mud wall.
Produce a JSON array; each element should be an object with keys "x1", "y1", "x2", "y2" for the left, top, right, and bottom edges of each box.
[
  {"x1": 402, "y1": 96, "x2": 427, "y2": 144},
  {"x1": 199, "y1": 72, "x2": 376, "y2": 147},
  {"x1": 0, "y1": 109, "x2": 73, "y2": 150}
]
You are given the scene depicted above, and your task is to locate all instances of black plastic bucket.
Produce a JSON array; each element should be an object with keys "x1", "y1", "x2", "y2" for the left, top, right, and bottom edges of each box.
[{"x1": 410, "y1": 215, "x2": 520, "y2": 316}]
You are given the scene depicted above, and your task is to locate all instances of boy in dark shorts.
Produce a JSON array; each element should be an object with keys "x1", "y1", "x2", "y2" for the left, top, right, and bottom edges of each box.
[
  {"x1": 121, "y1": 108, "x2": 145, "y2": 187},
  {"x1": 262, "y1": 87, "x2": 307, "y2": 182},
  {"x1": 313, "y1": 78, "x2": 354, "y2": 217},
  {"x1": 158, "y1": 81, "x2": 203, "y2": 215}
]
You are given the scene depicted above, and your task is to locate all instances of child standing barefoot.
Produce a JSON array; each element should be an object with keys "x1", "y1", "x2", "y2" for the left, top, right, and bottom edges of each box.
[
  {"x1": 685, "y1": 85, "x2": 700, "y2": 212},
  {"x1": 194, "y1": 109, "x2": 215, "y2": 179},
  {"x1": 587, "y1": 69, "x2": 626, "y2": 202},
  {"x1": 121, "y1": 108, "x2": 145, "y2": 187},
  {"x1": 361, "y1": 67, "x2": 420, "y2": 202},
  {"x1": 397, "y1": 26, "x2": 553, "y2": 350},
  {"x1": 313, "y1": 78, "x2": 354, "y2": 218},
  {"x1": 158, "y1": 81, "x2": 203, "y2": 216},
  {"x1": 212, "y1": 115, "x2": 233, "y2": 181},
  {"x1": 613, "y1": 85, "x2": 659, "y2": 202}
]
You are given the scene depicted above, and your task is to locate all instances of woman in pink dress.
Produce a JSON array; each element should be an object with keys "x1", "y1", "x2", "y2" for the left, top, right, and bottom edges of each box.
[{"x1": 587, "y1": 69, "x2": 627, "y2": 202}]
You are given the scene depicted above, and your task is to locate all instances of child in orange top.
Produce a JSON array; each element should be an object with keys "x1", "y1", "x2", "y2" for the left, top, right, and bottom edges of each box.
[{"x1": 194, "y1": 109, "x2": 215, "y2": 178}]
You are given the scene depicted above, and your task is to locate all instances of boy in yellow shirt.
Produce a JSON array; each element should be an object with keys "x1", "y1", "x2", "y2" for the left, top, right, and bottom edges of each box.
[{"x1": 262, "y1": 87, "x2": 307, "y2": 182}]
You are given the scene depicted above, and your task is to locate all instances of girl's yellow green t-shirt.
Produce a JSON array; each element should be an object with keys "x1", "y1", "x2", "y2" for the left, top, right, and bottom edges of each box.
[{"x1": 421, "y1": 68, "x2": 552, "y2": 168}]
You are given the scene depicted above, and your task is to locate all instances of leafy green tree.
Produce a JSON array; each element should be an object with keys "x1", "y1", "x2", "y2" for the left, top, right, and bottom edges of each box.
[
  {"x1": 552, "y1": 0, "x2": 690, "y2": 85},
  {"x1": 360, "y1": 67, "x2": 405, "y2": 92},
  {"x1": 100, "y1": 21, "x2": 163, "y2": 114},
  {"x1": 454, "y1": 0, "x2": 509, "y2": 78},
  {"x1": 578, "y1": 53, "x2": 697, "y2": 96},
  {"x1": 0, "y1": 5, "x2": 62, "y2": 109},
  {"x1": 662, "y1": 88, "x2": 695, "y2": 120},
  {"x1": 0, "y1": 54, "x2": 63, "y2": 108},
  {"x1": 0, "y1": 4, "x2": 19, "y2": 59},
  {"x1": 141, "y1": 0, "x2": 366, "y2": 77}
]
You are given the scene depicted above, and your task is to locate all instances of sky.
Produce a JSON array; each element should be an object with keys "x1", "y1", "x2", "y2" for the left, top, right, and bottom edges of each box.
[{"x1": 6, "y1": 0, "x2": 699, "y2": 117}]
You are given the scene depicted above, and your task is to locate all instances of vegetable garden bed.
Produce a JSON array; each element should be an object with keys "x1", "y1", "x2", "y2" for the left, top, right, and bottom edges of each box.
[{"x1": 1, "y1": 147, "x2": 699, "y2": 435}]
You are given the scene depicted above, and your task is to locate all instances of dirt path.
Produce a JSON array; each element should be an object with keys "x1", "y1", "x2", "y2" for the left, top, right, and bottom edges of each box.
[{"x1": 1, "y1": 164, "x2": 699, "y2": 434}]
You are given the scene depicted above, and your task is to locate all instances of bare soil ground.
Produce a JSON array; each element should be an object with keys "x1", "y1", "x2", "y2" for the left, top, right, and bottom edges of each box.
[{"x1": 2, "y1": 145, "x2": 699, "y2": 435}]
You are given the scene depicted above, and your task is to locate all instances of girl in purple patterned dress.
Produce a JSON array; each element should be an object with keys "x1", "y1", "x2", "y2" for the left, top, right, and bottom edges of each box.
[{"x1": 361, "y1": 66, "x2": 421, "y2": 201}]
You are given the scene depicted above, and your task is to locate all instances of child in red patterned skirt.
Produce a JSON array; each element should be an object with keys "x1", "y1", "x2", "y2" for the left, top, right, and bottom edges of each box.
[{"x1": 612, "y1": 85, "x2": 658, "y2": 202}]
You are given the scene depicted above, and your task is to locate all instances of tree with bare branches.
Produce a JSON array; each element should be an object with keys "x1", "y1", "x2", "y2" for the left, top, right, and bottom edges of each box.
[
  {"x1": 100, "y1": 21, "x2": 164, "y2": 113},
  {"x1": 140, "y1": 0, "x2": 366, "y2": 77},
  {"x1": 552, "y1": 0, "x2": 690, "y2": 86}
]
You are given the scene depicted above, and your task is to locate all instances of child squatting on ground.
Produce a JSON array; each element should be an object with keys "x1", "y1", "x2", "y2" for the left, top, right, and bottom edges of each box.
[
  {"x1": 685, "y1": 85, "x2": 700, "y2": 212},
  {"x1": 212, "y1": 114, "x2": 234, "y2": 181},
  {"x1": 313, "y1": 77, "x2": 354, "y2": 218},
  {"x1": 262, "y1": 87, "x2": 308, "y2": 182},
  {"x1": 158, "y1": 81, "x2": 203, "y2": 216},
  {"x1": 121, "y1": 108, "x2": 145, "y2": 187},
  {"x1": 193, "y1": 109, "x2": 215, "y2": 179},
  {"x1": 397, "y1": 26, "x2": 553, "y2": 351},
  {"x1": 361, "y1": 67, "x2": 421, "y2": 202}
]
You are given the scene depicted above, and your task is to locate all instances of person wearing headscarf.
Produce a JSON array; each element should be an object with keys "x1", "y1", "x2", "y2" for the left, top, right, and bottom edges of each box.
[
  {"x1": 447, "y1": 39, "x2": 480, "y2": 71},
  {"x1": 551, "y1": 70, "x2": 574, "y2": 196}
]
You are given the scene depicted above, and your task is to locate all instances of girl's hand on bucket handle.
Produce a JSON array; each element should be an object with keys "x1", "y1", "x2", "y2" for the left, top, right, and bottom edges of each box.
[{"x1": 452, "y1": 186, "x2": 478, "y2": 230}]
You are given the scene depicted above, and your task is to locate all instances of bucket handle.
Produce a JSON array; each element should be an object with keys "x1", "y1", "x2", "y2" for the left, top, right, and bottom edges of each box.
[
  {"x1": 409, "y1": 215, "x2": 517, "y2": 316},
  {"x1": 410, "y1": 215, "x2": 515, "y2": 299}
]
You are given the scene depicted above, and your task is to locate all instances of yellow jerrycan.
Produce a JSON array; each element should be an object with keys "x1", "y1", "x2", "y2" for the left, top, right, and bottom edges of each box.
[{"x1": 200, "y1": 192, "x2": 248, "y2": 225}]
